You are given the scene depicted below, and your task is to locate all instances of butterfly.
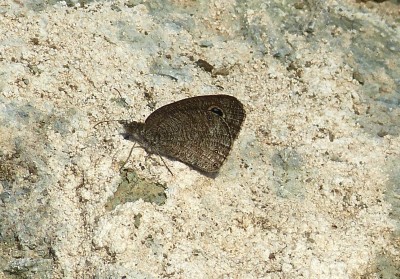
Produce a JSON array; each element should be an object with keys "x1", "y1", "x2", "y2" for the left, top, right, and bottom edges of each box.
[{"x1": 120, "y1": 95, "x2": 245, "y2": 173}]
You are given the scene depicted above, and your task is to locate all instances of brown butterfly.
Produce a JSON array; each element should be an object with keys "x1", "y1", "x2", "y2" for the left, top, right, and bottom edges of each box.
[{"x1": 120, "y1": 95, "x2": 245, "y2": 173}]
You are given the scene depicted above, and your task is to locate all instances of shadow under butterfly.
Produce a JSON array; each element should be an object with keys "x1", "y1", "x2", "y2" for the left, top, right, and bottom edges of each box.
[{"x1": 120, "y1": 95, "x2": 246, "y2": 175}]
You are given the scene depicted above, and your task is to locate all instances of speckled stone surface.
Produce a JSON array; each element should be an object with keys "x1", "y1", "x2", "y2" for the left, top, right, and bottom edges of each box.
[{"x1": 0, "y1": 0, "x2": 399, "y2": 278}]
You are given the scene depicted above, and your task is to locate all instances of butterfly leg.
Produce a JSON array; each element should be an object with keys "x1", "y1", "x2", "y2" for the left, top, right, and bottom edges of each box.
[{"x1": 119, "y1": 144, "x2": 136, "y2": 173}]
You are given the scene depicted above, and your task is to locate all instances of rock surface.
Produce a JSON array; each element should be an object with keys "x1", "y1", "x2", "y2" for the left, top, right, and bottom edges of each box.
[{"x1": 0, "y1": 0, "x2": 399, "y2": 278}]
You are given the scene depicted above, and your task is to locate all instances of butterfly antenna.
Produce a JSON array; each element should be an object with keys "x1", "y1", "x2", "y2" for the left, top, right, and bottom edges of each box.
[
  {"x1": 94, "y1": 88, "x2": 132, "y2": 129},
  {"x1": 93, "y1": 119, "x2": 124, "y2": 129}
]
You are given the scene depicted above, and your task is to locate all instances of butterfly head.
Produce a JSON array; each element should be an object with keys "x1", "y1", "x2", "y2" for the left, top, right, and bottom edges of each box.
[{"x1": 119, "y1": 120, "x2": 146, "y2": 143}]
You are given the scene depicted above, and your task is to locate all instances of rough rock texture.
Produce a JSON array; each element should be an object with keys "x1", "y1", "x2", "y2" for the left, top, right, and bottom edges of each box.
[{"x1": 0, "y1": 0, "x2": 399, "y2": 278}]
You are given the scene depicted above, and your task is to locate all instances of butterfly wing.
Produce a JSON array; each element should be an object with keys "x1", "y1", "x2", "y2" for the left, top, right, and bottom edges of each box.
[{"x1": 142, "y1": 95, "x2": 245, "y2": 172}]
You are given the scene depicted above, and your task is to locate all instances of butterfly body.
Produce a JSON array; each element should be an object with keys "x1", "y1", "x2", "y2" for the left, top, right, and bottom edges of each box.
[{"x1": 121, "y1": 95, "x2": 245, "y2": 173}]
